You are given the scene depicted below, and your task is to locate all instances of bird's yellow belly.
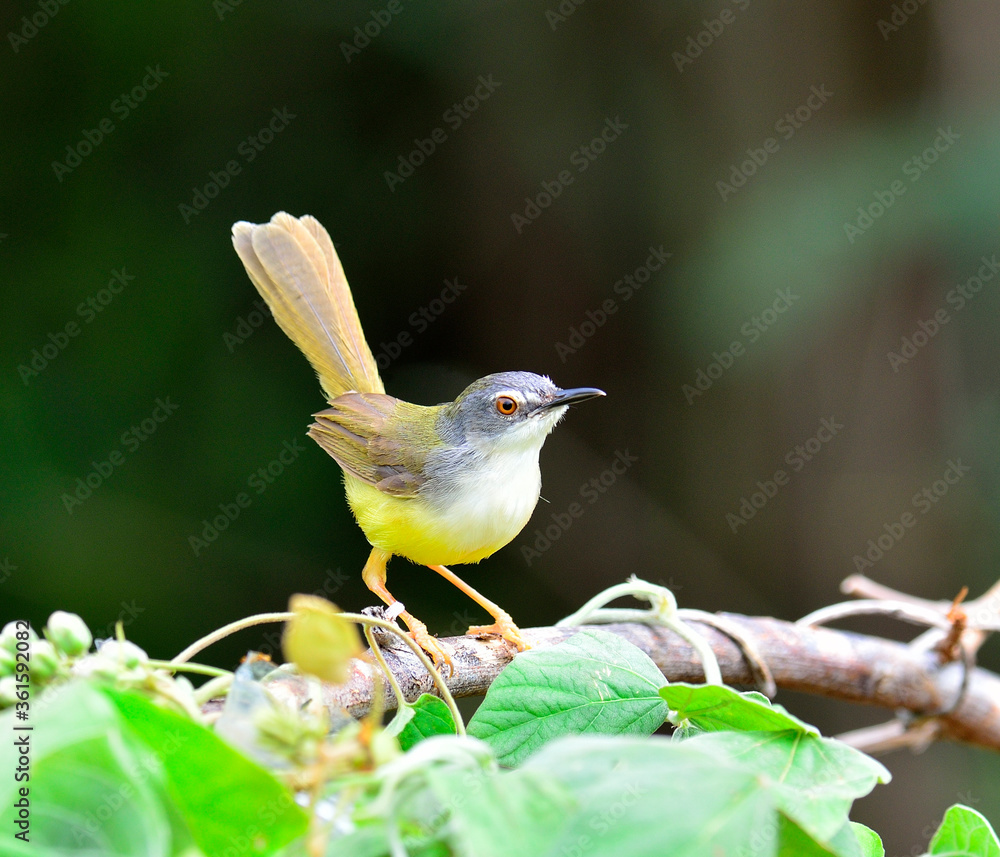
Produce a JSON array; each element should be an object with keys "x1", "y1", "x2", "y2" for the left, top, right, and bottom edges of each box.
[{"x1": 343, "y1": 459, "x2": 541, "y2": 566}]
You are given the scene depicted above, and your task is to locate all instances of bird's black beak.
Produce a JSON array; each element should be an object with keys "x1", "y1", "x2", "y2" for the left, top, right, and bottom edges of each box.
[{"x1": 534, "y1": 387, "x2": 606, "y2": 412}]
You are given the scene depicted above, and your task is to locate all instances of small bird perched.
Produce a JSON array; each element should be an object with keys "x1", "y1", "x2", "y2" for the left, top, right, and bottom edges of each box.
[{"x1": 232, "y1": 212, "x2": 603, "y2": 667}]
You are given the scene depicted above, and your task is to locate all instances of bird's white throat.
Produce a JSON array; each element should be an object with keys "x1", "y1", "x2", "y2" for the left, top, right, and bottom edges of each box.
[{"x1": 422, "y1": 407, "x2": 566, "y2": 555}]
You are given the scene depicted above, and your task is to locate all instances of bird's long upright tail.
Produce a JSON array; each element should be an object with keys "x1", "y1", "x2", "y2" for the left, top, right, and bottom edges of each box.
[{"x1": 231, "y1": 212, "x2": 384, "y2": 399}]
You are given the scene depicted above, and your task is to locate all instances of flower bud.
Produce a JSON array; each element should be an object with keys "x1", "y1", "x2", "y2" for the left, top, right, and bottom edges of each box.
[
  {"x1": 0, "y1": 622, "x2": 36, "y2": 654},
  {"x1": 97, "y1": 639, "x2": 148, "y2": 669},
  {"x1": 0, "y1": 677, "x2": 18, "y2": 707},
  {"x1": 45, "y1": 611, "x2": 92, "y2": 657},
  {"x1": 29, "y1": 640, "x2": 60, "y2": 681},
  {"x1": 73, "y1": 654, "x2": 121, "y2": 682}
]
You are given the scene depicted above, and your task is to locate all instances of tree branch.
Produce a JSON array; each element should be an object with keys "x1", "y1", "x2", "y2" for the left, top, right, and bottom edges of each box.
[{"x1": 250, "y1": 613, "x2": 1000, "y2": 753}]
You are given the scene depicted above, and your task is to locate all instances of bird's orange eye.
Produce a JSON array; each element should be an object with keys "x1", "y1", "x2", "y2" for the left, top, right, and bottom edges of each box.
[{"x1": 496, "y1": 396, "x2": 518, "y2": 415}]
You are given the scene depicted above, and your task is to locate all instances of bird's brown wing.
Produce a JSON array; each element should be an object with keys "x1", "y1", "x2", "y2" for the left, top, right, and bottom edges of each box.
[{"x1": 308, "y1": 392, "x2": 438, "y2": 497}]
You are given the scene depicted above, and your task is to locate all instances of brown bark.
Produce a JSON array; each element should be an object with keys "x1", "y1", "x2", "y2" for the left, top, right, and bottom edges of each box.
[{"x1": 248, "y1": 614, "x2": 1000, "y2": 752}]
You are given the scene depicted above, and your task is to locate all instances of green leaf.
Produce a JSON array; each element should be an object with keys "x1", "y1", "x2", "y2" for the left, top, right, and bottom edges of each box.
[
  {"x1": 850, "y1": 822, "x2": 885, "y2": 857},
  {"x1": 332, "y1": 729, "x2": 890, "y2": 857},
  {"x1": 928, "y1": 804, "x2": 1000, "y2": 856},
  {"x1": 467, "y1": 629, "x2": 669, "y2": 766},
  {"x1": 661, "y1": 682, "x2": 818, "y2": 735},
  {"x1": 324, "y1": 822, "x2": 393, "y2": 857},
  {"x1": 327, "y1": 736, "x2": 574, "y2": 857},
  {"x1": 105, "y1": 687, "x2": 308, "y2": 856},
  {"x1": 526, "y1": 735, "x2": 775, "y2": 856},
  {"x1": 693, "y1": 730, "x2": 891, "y2": 846},
  {"x1": 386, "y1": 694, "x2": 457, "y2": 752},
  {"x1": 523, "y1": 733, "x2": 888, "y2": 857},
  {"x1": 424, "y1": 763, "x2": 576, "y2": 857},
  {"x1": 776, "y1": 815, "x2": 871, "y2": 856},
  {"x1": 0, "y1": 681, "x2": 186, "y2": 856}
]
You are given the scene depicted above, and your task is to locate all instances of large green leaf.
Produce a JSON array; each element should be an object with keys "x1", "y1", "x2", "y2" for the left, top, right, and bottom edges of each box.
[
  {"x1": 530, "y1": 736, "x2": 775, "y2": 856},
  {"x1": 661, "y1": 682, "x2": 818, "y2": 735},
  {"x1": 0, "y1": 681, "x2": 186, "y2": 857},
  {"x1": 105, "y1": 687, "x2": 308, "y2": 857},
  {"x1": 692, "y1": 730, "x2": 890, "y2": 846},
  {"x1": 423, "y1": 762, "x2": 576, "y2": 857},
  {"x1": 928, "y1": 804, "x2": 1000, "y2": 856},
  {"x1": 327, "y1": 728, "x2": 891, "y2": 857},
  {"x1": 525, "y1": 732, "x2": 889, "y2": 857},
  {"x1": 467, "y1": 629, "x2": 669, "y2": 766}
]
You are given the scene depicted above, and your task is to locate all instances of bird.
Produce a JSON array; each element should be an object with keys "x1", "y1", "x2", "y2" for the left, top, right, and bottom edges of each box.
[{"x1": 231, "y1": 212, "x2": 604, "y2": 668}]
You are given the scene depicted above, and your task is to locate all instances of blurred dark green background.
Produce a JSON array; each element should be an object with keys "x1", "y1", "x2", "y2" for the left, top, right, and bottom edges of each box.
[{"x1": 3, "y1": 1, "x2": 1000, "y2": 850}]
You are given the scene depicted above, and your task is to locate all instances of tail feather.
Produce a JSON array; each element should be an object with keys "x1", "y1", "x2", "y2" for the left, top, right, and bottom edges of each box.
[{"x1": 231, "y1": 212, "x2": 384, "y2": 399}]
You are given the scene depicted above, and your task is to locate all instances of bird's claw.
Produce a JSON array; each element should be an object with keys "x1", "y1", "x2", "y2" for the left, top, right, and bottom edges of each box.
[
  {"x1": 408, "y1": 622, "x2": 455, "y2": 675},
  {"x1": 467, "y1": 612, "x2": 531, "y2": 652}
]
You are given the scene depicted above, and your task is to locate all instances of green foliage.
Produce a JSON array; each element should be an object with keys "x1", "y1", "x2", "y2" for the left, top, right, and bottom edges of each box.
[
  {"x1": 467, "y1": 629, "x2": 670, "y2": 766},
  {"x1": 3, "y1": 612, "x2": 997, "y2": 857},
  {"x1": 927, "y1": 804, "x2": 1000, "y2": 856},
  {"x1": 1, "y1": 682, "x2": 182, "y2": 856},
  {"x1": 661, "y1": 682, "x2": 817, "y2": 734},
  {"x1": 105, "y1": 688, "x2": 308, "y2": 855},
  {"x1": 849, "y1": 822, "x2": 885, "y2": 857},
  {"x1": 385, "y1": 693, "x2": 458, "y2": 751},
  {"x1": 327, "y1": 727, "x2": 888, "y2": 856},
  {"x1": 0, "y1": 681, "x2": 306, "y2": 856}
]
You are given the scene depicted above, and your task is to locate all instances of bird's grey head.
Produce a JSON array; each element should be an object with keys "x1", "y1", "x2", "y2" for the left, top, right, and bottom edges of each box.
[{"x1": 438, "y1": 371, "x2": 604, "y2": 449}]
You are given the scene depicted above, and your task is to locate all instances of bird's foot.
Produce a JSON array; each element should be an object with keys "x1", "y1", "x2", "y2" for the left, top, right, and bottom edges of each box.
[
  {"x1": 406, "y1": 619, "x2": 455, "y2": 675},
  {"x1": 467, "y1": 611, "x2": 531, "y2": 652}
]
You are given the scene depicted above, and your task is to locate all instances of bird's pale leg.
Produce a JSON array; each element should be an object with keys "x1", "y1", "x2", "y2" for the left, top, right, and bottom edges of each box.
[
  {"x1": 426, "y1": 564, "x2": 530, "y2": 651},
  {"x1": 362, "y1": 548, "x2": 454, "y2": 671}
]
